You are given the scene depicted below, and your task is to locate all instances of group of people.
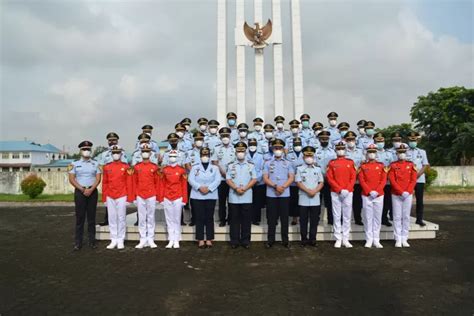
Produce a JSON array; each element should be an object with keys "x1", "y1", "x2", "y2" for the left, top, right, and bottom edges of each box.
[{"x1": 68, "y1": 111, "x2": 429, "y2": 251}]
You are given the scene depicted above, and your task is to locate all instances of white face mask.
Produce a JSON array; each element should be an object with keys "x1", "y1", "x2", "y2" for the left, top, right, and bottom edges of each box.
[
  {"x1": 291, "y1": 128, "x2": 299, "y2": 134},
  {"x1": 184, "y1": 125, "x2": 190, "y2": 131},
  {"x1": 195, "y1": 140, "x2": 203, "y2": 148},
  {"x1": 254, "y1": 125, "x2": 262, "y2": 132},
  {"x1": 201, "y1": 156, "x2": 210, "y2": 163},
  {"x1": 209, "y1": 128, "x2": 218, "y2": 135},
  {"x1": 176, "y1": 131, "x2": 184, "y2": 138},
  {"x1": 293, "y1": 146, "x2": 302, "y2": 152},
  {"x1": 304, "y1": 157, "x2": 314, "y2": 165},
  {"x1": 367, "y1": 153, "x2": 376, "y2": 160},
  {"x1": 274, "y1": 150, "x2": 283, "y2": 157},
  {"x1": 347, "y1": 141, "x2": 356, "y2": 148},
  {"x1": 358, "y1": 128, "x2": 366, "y2": 135},
  {"x1": 393, "y1": 141, "x2": 402, "y2": 148},
  {"x1": 329, "y1": 119, "x2": 337, "y2": 127},
  {"x1": 146, "y1": 132, "x2": 152, "y2": 137},
  {"x1": 336, "y1": 150, "x2": 346, "y2": 156},
  {"x1": 249, "y1": 145, "x2": 257, "y2": 152},
  {"x1": 221, "y1": 137, "x2": 230, "y2": 145},
  {"x1": 169, "y1": 156, "x2": 177, "y2": 164},
  {"x1": 236, "y1": 152, "x2": 246, "y2": 160},
  {"x1": 112, "y1": 153, "x2": 121, "y2": 161},
  {"x1": 398, "y1": 153, "x2": 407, "y2": 160},
  {"x1": 314, "y1": 130, "x2": 321, "y2": 136},
  {"x1": 239, "y1": 131, "x2": 247, "y2": 138},
  {"x1": 199, "y1": 125, "x2": 207, "y2": 131},
  {"x1": 141, "y1": 152, "x2": 150, "y2": 159},
  {"x1": 265, "y1": 132, "x2": 273, "y2": 139},
  {"x1": 276, "y1": 123, "x2": 284, "y2": 129},
  {"x1": 81, "y1": 150, "x2": 91, "y2": 158}
]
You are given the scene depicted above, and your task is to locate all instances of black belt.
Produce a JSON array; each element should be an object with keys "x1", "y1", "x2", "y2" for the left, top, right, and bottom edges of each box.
[{"x1": 81, "y1": 186, "x2": 93, "y2": 189}]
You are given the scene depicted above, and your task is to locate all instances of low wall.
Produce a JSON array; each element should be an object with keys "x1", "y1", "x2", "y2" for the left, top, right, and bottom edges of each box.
[{"x1": 0, "y1": 166, "x2": 472, "y2": 195}]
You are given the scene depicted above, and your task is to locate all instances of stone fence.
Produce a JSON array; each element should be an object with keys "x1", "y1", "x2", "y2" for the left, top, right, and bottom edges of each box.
[{"x1": 0, "y1": 166, "x2": 473, "y2": 195}]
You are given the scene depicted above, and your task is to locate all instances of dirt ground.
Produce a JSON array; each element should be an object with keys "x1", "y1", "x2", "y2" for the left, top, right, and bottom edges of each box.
[{"x1": 0, "y1": 204, "x2": 473, "y2": 315}]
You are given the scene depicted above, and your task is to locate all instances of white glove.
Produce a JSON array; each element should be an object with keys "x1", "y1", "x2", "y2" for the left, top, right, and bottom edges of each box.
[
  {"x1": 402, "y1": 191, "x2": 410, "y2": 200},
  {"x1": 369, "y1": 191, "x2": 378, "y2": 199},
  {"x1": 133, "y1": 200, "x2": 137, "y2": 206},
  {"x1": 340, "y1": 189, "x2": 349, "y2": 198},
  {"x1": 103, "y1": 200, "x2": 108, "y2": 207}
]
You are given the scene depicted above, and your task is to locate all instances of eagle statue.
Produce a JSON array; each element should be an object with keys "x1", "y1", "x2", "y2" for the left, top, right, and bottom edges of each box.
[{"x1": 243, "y1": 19, "x2": 272, "y2": 49}]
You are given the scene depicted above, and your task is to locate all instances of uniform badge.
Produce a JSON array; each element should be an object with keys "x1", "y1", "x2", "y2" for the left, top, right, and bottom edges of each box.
[
  {"x1": 127, "y1": 168, "x2": 134, "y2": 175},
  {"x1": 67, "y1": 164, "x2": 73, "y2": 172}
]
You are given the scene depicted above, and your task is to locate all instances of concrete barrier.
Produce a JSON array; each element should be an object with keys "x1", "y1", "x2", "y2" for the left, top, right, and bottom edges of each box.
[{"x1": 0, "y1": 166, "x2": 472, "y2": 195}]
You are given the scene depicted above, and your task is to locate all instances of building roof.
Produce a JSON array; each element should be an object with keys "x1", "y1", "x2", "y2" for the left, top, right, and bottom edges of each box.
[
  {"x1": 33, "y1": 159, "x2": 75, "y2": 168},
  {"x1": 0, "y1": 141, "x2": 61, "y2": 153}
]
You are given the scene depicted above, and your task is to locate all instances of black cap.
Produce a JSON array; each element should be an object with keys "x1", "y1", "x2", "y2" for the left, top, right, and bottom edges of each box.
[
  {"x1": 142, "y1": 125, "x2": 153, "y2": 131},
  {"x1": 200, "y1": 147, "x2": 211, "y2": 156},
  {"x1": 248, "y1": 138, "x2": 258, "y2": 146},
  {"x1": 175, "y1": 123, "x2": 186, "y2": 131},
  {"x1": 312, "y1": 122, "x2": 324, "y2": 130},
  {"x1": 226, "y1": 112, "x2": 237, "y2": 119},
  {"x1": 181, "y1": 118, "x2": 192, "y2": 125},
  {"x1": 318, "y1": 130, "x2": 331, "y2": 138},
  {"x1": 397, "y1": 144, "x2": 408, "y2": 153},
  {"x1": 219, "y1": 127, "x2": 231, "y2": 135},
  {"x1": 293, "y1": 137, "x2": 302, "y2": 146},
  {"x1": 337, "y1": 122, "x2": 350, "y2": 130},
  {"x1": 237, "y1": 123, "x2": 249, "y2": 130},
  {"x1": 167, "y1": 133, "x2": 179, "y2": 141},
  {"x1": 335, "y1": 142, "x2": 346, "y2": 150},
  {"x1": 263, "y1": 124, "x2": 274, "y2": 131},
  {"x1": 193, "y1": 131, "x2": 205, "y2": 140},
  {"x1": 137, "y1": 133, "x2": 151, "y2": 141},
  {"x1": 110, "y1": 145, "x2": 122, "y2": 153},
  {"x1": 197, "y1": 117, "x2": 208, "y2": 125},
  {"x1": 253, "y1": 117, "x2": 264, "y2": 124},
  {"x1": 78, "y1": 141, "x2": 93, "y2": 149},
  {"x1": 274, "y1": 115, "x2": 285, "y2": 123},
  {"x1": 391, "y1": 132, "x2": 403, "y2": 139},
  {"x1": 300, "y1": 113, "x2": 310, "y2": 121},
  {"x1": 407, "y1": 131, "x2": 419, "y2": 140},
  {"x1": 302, "y1": 146, "x2": 316, "y2": 156},
  {"x1": 344, "y1": 131, "x2": 357, "y2": 139},
  {"x1": 366, "y1": 144, "x2": 377, "y2": 153},
  {"x1": 106, "y1": 132, "x2": 119, "y2": 140},
  {"x1": 364, "y1": 121, "x2": 375, "y2": 129},
  {"x1": 272, "y1": 138, "x2": 285, "y2": 147},
  {"x1": 289, "y1": 119, "x2": 300, "y2": 127},
  {"x1": 327, "y1": 112, "x2": 338, "y2": 119},
  {"x1": 357, "y1": 120, "x2": 367, "y2": 128},
  {"x1": 374, "y1": 132, "x2": 385, "y2": 141},
  {"x1": 208, "y1": 119, "x2": 219, "y2": 127},
  {"x1": 234, "y1": 142, "x2": 248, "y2": 151}
]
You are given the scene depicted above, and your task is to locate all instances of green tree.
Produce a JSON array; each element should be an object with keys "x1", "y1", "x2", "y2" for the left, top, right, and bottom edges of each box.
[
  {"x1": 21, "y1": 174, "x2": 47, "y2": 198},
  {"x1": 410, "y1": 86, "x2": 474, "y2": 166},
  {"x1": 376, "y1": 123, "x2": 414, "y2": 148}
]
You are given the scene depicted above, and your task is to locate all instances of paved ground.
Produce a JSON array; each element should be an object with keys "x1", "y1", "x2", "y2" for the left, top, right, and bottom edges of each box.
[{"x1": 1, "y1": 204, "x2": 473, "y2": 315}]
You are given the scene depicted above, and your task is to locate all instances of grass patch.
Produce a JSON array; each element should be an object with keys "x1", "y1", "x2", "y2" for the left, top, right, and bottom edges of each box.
[
  {"x1": 426, "y1": 186, "x2": 474, "y2": 194},
  {"x1": 0, "y1": 193, "x2": 102, "y2": 202}
]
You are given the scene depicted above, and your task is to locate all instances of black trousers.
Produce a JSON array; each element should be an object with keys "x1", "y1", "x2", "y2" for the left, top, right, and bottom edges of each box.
[
  {"x1": 321, "y1": 181, "x2": 333, "y2": 224},
  {"x1": 251, "y1": 184, "x2": 265, "y2": 223},
  {"x1": 218, "y1": 181, "x2": 230, "y2": 223},
  {"x1": 229, "y1": 203, "x2": 252, "y2": 246},
  {"x1": 192, "y1": 199, "x2": 216, "y2": 240},
  {"x1": 300, "y1": 205, "x2": 321, "y2": 242},
  {"x1": 103, "y1": 207, "x2": 109, "y2": 223},
  {"x1": 267, "y1": 197, "x2": 290, "y2": 243},
  {"x1": 187, "y1": 183, "x2": 195, "y2": 223},
  {"x1": 74, "y1": 188, "x2": 98, "y2": 245},
  {"x1": 382, "y1": 185, "x2": 393, "y2": 221},
  {"x1": 289, "y1": 186, "x2": 300, "y2": 217},
  {"x1": 415, "y1": 183, "x2": 425, "y2": 221},
  {"x1": 353, "y1": 184, "x2": 362, "y2": 223}
]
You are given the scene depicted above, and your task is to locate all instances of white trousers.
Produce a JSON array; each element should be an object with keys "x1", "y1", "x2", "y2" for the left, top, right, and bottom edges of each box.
[
  {"x1": 106, "y1": 196, "x2": 127, "y2": 242},
  {"x1": 137, "y1": 196, "x2": 156, "y2": 242},
  {"x1": 163, "y1": 197, "x2": 183, "y2": 241},
  {"x1": 392, "y1": 194, "x2": 413, "y2": 242},
  {"x1": 331, "y1": 192, "x2": 353, "y2": 241},
  {"x1": 362, "y1": 195, "x2": 383, "y2": 242}
]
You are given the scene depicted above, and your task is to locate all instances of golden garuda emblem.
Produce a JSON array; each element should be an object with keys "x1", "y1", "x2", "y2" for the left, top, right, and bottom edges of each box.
[{"x1": 243, "y1": 19, "x2": 272, "y2": 49}]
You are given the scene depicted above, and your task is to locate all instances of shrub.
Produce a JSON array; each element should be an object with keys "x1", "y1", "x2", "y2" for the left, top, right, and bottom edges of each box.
[
  {"x1": 425, "y1": 167, "x2": 438, "y2": 188},
  {"x1": 20, "y1": 174, "x2": 47, "y2": 198}
]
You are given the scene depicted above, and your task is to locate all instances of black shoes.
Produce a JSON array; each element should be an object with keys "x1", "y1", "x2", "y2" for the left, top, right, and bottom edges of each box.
[
  {"x1": 98, "y1": 221, "x2": 109, "y2": 226},
  {"x1": 188, "y1": 222, "x2": 195, "y2": 227},
  {"x1": 219, "y1": 222, "x2": 226, "y2": 227},
  {"x1": 242, "y1": 244, "x2": 250, "y2": 249},
  {"x1": 355, "y1": 220, "x2": 364, "y2": 226},
  {"x1": 73, "y1": 244, "x2": 82, "y2": 251},
  {"x1": 282, "y1": 242, "x2": 291, "y2": 249},
  {"x1": 416, "y1": 220, "x2": 426, "y2": 227},
  {"x1": 252, "y1": 221, "x2": 260, "y2": 226},
  {"x1": 134, "y1": 221, "x2": 138, "y2": 226},
  {"x1": 291, "y1": 220, "x2": 297, "y2": 225},
  {"x1": 88, "y1": 242, "x2": 97, "y2": 249},
  {"x1": 231, "y1": 244, "x2": 239, "y2": 249},
  {"x1": 382, "y1": 220, "x2": 392, "y2": 227},
  {"x1": 264, "y1": 242, "x2": 273, "y2": 249}
]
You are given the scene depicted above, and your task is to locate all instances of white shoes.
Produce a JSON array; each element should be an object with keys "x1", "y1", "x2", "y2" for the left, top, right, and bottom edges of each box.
[
  {"x1": 106, "y1": 240, "x2": 117, "y2": 249},
  {"x1": 148, "y1": 240, "x2": 158, "y2": 248},
  {"x1": 373, "y1": 241, "x2": 383, "y2": 249},
  {"x1": 165, "y1": 241, "x2": 173, "y2": 249},
  {"x1": 402, "y1": 240, "x2": 411, "y2": 248},
  {"x1": 173, "y1": 241, "x2": 180, "y2": 249},
  {"x1": 343, "y1": 241, "x2": 353, "y2": 248},
  {"x1": 117, "y1": 241, "x2": 125, "y2": 249},
  {"x1": 135, "y1": 240, "x2": 147, "y2": 249},
  {"x1": 395, "y1": 240, "x2": 402, "y2": 248},
  {"x1": 334, "y1": 240, "x2": 342, "y2": 248},
  {"x1": 364, "y1": 240, "x2": 373, "y2": 248}
]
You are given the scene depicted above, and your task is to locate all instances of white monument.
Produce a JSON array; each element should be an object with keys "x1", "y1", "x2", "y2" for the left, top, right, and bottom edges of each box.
[{"x1": 216, "y1": 0, "x2": 305, "y2": 124}]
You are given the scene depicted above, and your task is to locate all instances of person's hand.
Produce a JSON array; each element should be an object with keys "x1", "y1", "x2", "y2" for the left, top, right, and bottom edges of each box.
[
  {"x1": 369, "y1": 191, "x2": 378, "y2": 199},
  {"x1": 199, "y1": 186, "x2": 209, "y2": 194},
  {"x1": 402, "y1": 191, "x2": 410, "y2": 200},
  {"x1": 83, "y1": 188, "x2": 93, "y2": 197},
  {"x1": 340, "y1": 189, "x2": 349, "y2": 198},
  {"x1": 236, "y1": 188, "x2": 245, "y2": 195},
  {"x1": 276, "y1": 186, "x2": 286, "y2": 195}
]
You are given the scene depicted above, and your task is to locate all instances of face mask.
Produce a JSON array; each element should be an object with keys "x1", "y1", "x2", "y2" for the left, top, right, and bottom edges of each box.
[
  {"x1": 141, "y1": 152, "x2": 150, "y2": 159},
  {"x1": 291, "y1": 128, "x2": 299, "y2": 134},
  {"x1": 169, "y1": 157, "x2": 177, "y2": 164},
  {"x1": 201, "y1": 156, "x2": 210, "y2": 163},
  {"x1": 146, "y1": 132, "x2": 152, "y2": 137},
  {"x1": 304, "y1": 157, "x2": 314, "y2": 165},
  {"x1": 276, "y1": 123, "x2": 284, "y2": 129},
  {"x1": 376, "y1": 142, "x2": 385, "y2": 150},
  {"x1": 366, "y1": 129, "x2": 375, "y2": 136},
  {"x1": 293, "y1": 146, "x2": 302, "y2": 152},
  {"x1": 239, "y1": 131, "x2": 248, "y2": 138},
  {"x1": 199, "y1": 125, "x2": 207, "y2": 131},
  {"x1": 236, "y1": 152, "x2": 246, "y2": 160},
  {"x1": 398, "y1": 153, "x2": 406, "y2": 160},
  {"x1": 254, "y1": 125, "x2": 262, "y2": 132},
  {"x1": 320, "y1": 141, "x2": 329, "y2": 147},
  {"x1": 408, "y1": 141, "x2": 417, "y2": 149},
  {"x1": 273, "y1": 150, "x2": 283, "y2": 157},
  {"x1": 221, "y1": 137, "x2": 230, "y2": 145},
  {"x1": 209, "y1": 128, "x2": 218, "y2": 135},
  {"x1": 81, "y1": 150, "x2": 91, "y2": 158},
  {"x1": 195, "y1": 140, "x2": 203, "y2": 148},
  {"x1": 346, "y1": 141, "x2": 355, "y2": 148},
  {"x1": 358, "y1": 128, "x2": 365, "y2": 135},
  {"x1": 367, "y1": 153, "x2": 376, "y2": 160},
  {"x1": 336, "y1": 150, "x2": 346, "y2": 156},
  {"x1": 112, "y1": 153, "x2": 121, "y2": 161},
  {"x1": 340, "y1": 130, "x2": 347, "y2": 137},
  {"x1": 302, "y1": 121, "x2": 310, "y2": 128},
  {"x1": 228, "y1": 119, "x2": 236, "y2": 126},
  {"x1": 249, "y1": 145, "x2": 257, "y2": 152},
  {"x1": 329, "y1": 119, "x2": 337, "y2": 127},
  {"x1": 176, "y1": 131, "x2": 184, "y2": 138},
  {"x1": 265, "y1": 132, "x2": 273, "y2": 139},
  {"x1": 393, "y1": 141, "x2": 401, "y2": 148},
  {"x1": 184, "y1": 125, "x2": 190, "y2": 131},
  {"x1": 314, "y1": 130, "x2": 321, "y2": 136}
]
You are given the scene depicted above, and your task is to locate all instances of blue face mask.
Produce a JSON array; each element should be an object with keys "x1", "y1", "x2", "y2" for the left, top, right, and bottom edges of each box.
[
  {"x1": 376, "y1": 142, "x2": 385, "y2": 149},
  {"x1": 366, "y1": 129, "x2": 375, "y2": 136},
  {"x1": 302, "y1": 121, "x2": 310, "y2": 128},
  {"x1": 340, "y1": 130, "x2": 347, "y2": 137},
  {"x1": 228, "y1": 119, "x2": 236, "y2": 126},
  {"x1": 408, "y1": 141, "x2": 417, "y2": 149}
]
